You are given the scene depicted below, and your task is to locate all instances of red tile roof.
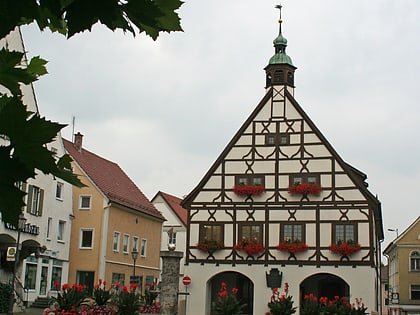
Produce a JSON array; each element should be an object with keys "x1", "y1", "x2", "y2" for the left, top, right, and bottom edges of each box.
[
  {"x1": 156, "y1": 191, "x2": 187, "y2": 226},
  {"x1": 63, "y1": 138, "x2": 164, "y2": 221}
]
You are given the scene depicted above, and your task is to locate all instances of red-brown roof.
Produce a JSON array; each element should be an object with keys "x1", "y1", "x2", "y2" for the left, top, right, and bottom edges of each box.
[
  {"x1": 63, "y1": 138, "x2": 164, "y2": 221},
  {"x1": 156, "y1": 191, "x2": 187, "y2": 226}
]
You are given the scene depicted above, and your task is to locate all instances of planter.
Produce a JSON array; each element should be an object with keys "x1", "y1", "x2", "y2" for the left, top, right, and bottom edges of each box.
[
  {"x1": 234, "y1": 238, "x2": 265, "y2": 256},
  {"x1": 277, "y1": 241, "x2": 308, "y2": 253},
  {"x1": 197, "y1": 239, "x2": 223, "y2": 253},
  {"x1": 329, "y1": 241, "x2": 361, "y2": 256},
  {"x1": 233, "y1": 185, "x2": 265, "y2": 196},
  {"x1": 288, "y1": 183, "x2": 322, "y2": 196}
]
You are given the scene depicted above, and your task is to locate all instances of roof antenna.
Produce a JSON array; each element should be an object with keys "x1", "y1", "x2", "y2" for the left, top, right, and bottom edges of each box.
[{"x1": 71, "y1": 116, "x2": 75, "y2": 142}]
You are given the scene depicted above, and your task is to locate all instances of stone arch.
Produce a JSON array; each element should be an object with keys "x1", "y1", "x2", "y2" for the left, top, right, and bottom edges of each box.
[
  {"x1": 208, "y1": 271, "x2": 254, "y2": 315},
  {"x1": 300, "y1": 273, "x2": 350, "y2": 304}
]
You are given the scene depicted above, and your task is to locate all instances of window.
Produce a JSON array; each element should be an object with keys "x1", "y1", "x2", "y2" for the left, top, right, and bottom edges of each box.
[
  {"x1": 80, "y1": 229, "x2": 93, "y2": 249},
  {"x1": 113, "y1": 232, "x2": 120, "y2": 252},
  {"x1": 239, "y1": 223, "x2": 263, "y2": 243},
  {"x1": 132, "y1": 236, "x2": 139, "y2": 252},
  {"x1": 56, "y1": 182, "x2": 64, "y2": 199},
  {"x1": 265, "y1": 133, "x2": 290, "y2": 146},
  {"x1": 58, "y1": 221, "x2": 65, "y2": 241},
  {"x1": 47, "y1": 217, "x2": 52, "y2": 239},
  {"x1": 235, "y1": 175, "x2": 265, "y2": 186},
  {"x1": 411, "y1": 251, "x2": 420, "y2": 271},
  {"x1": 281, "y1": 223, "x2": 305, "y2": 242},
  {"x1": 199, "y1": 224, "x2": 224, "y2": 243},
  {"x1": 50, "y1": 260, "x2": 63, "y2": 290},
  {"x1": 79, "y1": 195, "x2": 91, "y2": 209},
  {"x1": 411, "y1": 285, "x2": 420, "y2": 300},
  {"x1": 123, "y1": 234, "x2": 130, "y2": 253},
  {"x1": 333, "y1": 223, "x2": 357, "y2": 243},
  {"x1": 140, "y1": 239, "x2": 147, "y2": 257},
  {"x1": 289, "y1": 174, "x2": 320, "y2": 186},
  {"x1": 112, "y1": 273, "x2": 125, "y2": 286},
  {"x1": 167, "y1": 230, "x2": 176, "y2": 245},
  {"x1": 27, "y1": 185, "x2": 44, "y2": 216}
]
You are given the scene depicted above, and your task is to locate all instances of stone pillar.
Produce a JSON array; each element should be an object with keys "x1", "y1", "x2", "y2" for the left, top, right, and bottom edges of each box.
[{"x1": 160, "y1": 250, "x2": 183, "y2": 315}]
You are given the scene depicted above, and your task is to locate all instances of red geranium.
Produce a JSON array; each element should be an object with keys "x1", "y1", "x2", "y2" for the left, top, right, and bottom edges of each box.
[
  {"x1": 329, "y1": 240, "x2": 361, "y2": 256},
  {"x1": 234, "y1": 237, "x2": 265, "y2": 256},
  {"x1": 288, "y1": 183, "x2": 322, "y2": 195},
  {"x1": 233, "y1": 185, "x2": 265, "y2": 196},
  {"x1": 277, "y1": 240, "x2": 308, "y2": 253}
]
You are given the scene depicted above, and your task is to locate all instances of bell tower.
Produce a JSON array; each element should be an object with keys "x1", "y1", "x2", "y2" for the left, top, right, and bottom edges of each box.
[{"x1": 264, "y1": 4, "x2": 297, "y2": 91}]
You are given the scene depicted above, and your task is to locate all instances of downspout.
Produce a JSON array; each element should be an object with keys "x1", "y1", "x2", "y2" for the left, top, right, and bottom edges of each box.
[{"x1": 99, "y1": 202, "x2": 111, "y2": 280}]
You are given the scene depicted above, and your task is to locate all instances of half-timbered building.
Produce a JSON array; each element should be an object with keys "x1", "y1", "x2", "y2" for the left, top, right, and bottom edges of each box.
[{"x1": 181, "y1": 6, "x2": 384, "y2": 315}]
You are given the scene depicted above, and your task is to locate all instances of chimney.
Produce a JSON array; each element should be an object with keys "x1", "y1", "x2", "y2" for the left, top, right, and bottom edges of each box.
[{"x1": 74, "y1": 132, "x2": 83, "y2": 152}]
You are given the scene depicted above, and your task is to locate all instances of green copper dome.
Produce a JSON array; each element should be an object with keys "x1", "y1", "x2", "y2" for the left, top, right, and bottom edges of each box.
[
  {"x1": 269, "y1": 52, "x2": 294, "y2": 66},
  {"x1": 273, "y1": 33, "x2": 288, "y2": 46}
]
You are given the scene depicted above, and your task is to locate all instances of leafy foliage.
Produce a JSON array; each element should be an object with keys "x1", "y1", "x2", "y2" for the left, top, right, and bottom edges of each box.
[
  {"x1": 50, "y1": 283, "x2": 89, "y2": 312},
  {"x1": 211, "y1": 282, "x2": 245, "y2": 315},
  {"x1": 0, "y1": 0, "x2": 182, "y2": 226},
  {"x1": 266, "y1": 283, "x2": 296, "y2": 315}
]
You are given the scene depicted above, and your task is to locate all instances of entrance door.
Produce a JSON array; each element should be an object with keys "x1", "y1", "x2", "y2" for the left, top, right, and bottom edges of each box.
[
  {"x1": 39, "y1": 266, "x2": 48, "y2": 296},
  {"x1": 300, "y1": 273, "x2": 349, "y2": 304},
  {"x1": 209, "y1": 271, "x2": 253, "y2": 315},
  {"x1": 76, "y1": 271, "x2": 95, "y2": 294}
]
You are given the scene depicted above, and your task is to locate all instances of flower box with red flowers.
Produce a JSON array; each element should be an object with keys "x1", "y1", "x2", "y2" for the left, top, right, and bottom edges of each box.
[
  {"x1": 197, "y1": 239, "x2": 223, "y2": 253},
  {"x1": 287, "y1": 183, "x2": 322, "y2": 196},
  {"x1": 234, "y1": 237, "x2": 265, "y2": 256},
  {"x1": 233, "y1": 185, "x2": 265, "y2": 196},
  {"x1": 329, "y1": 240, "x2": 361, "y2": 256},
  {"x1": 277, "y1": 240, "x2": 309, "y2": 254}
]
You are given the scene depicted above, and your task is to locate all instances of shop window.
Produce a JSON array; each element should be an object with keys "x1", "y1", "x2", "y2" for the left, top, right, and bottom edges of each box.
[{"x1": 24, "y1": 262, "x2": 37, "y2": 290}]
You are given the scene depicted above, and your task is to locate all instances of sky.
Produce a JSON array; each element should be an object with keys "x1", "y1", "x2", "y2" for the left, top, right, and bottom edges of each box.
[{"x1": 20, "y1": 1, "x2": 419, "y2": 252}]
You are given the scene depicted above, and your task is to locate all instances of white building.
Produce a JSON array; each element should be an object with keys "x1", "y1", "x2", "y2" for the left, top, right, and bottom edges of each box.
[{"x1": 0, "y1": 28, "x2": 73, "y2": 306}]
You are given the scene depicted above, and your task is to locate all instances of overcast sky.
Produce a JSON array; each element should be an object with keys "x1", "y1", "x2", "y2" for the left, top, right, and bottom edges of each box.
[{"x1": 21, "y1": 1, "x2": 419, "y2": 250}]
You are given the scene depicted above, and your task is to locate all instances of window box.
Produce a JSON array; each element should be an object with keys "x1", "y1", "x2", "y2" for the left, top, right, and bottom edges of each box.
[
  {"x1": 277, "y1": 240, "x2": 308, "y2": 254},
  {"x1": 329, "y1": 240, "x2": 361, "y2": 256},
  {"x1": 288, "y1": 183, "x2": 322, "y2": 196},
  {"x1": 234, "y1": 237, "x2": 265, "y2": 256},
  {"x1": 197, "y1": 239, "x2": 223, "y2": 253},
  {"x1": 233, "y1": 185, "x2": 265, "y2": 196}
]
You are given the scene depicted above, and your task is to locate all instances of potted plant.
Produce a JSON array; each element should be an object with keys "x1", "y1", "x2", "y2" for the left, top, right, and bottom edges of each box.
[
  {"x1": 197, "y1": 238, "x2": 223, "y2": 253},
  {"x1": 277, "y1": 239, "x2": 308, "y2": 254},
  {"x1": 234, "y1": 237, "x2": 265, "y2": 256},
  {"x1": 233, "y1": 184, "x2": 265, "y2": 196},
  {"x1": 266, "y1": 282, "x2": 296, "y2": 315},
  {"x1": 211, "y1": 282, "x2": 246, "y2": 315},
  {"x1": 329, "y1": 240, "x2": 361, "y2": 256},
  {"x1": 287, "y1": 183, "x2": 322, "y2": 196}
]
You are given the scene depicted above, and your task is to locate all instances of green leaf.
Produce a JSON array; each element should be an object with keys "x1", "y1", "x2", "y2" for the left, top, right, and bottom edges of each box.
[{"x1": 0, "y1": 0, "x2": 39, "y2": 38}]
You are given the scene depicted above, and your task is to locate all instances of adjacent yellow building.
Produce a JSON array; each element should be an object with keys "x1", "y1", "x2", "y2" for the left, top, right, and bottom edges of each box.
[
  {"x1": 64, "y1": 133, "x2": 165, "y2": 291},
  {"x1": 384, "y1": 217, "x2": 420, "y2": 315}
]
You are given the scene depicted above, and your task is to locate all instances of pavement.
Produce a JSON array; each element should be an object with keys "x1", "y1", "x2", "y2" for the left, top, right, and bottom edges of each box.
[{"x1": 3, "y1": 308, "x2": 45, "y2": 315}]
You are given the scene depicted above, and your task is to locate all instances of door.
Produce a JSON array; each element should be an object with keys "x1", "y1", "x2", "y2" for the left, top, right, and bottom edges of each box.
[
  {"x1": 39, "y1": 266, "x2": 48, "y2": 296},
  {"x1": 76, "y1": 271, "x2": 95, "y2": 294}
]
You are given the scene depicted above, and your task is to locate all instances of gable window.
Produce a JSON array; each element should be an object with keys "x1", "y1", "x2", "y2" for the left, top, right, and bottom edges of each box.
[
  {"x1": 199, "y1": 223, "x2": 224, "y2": 244},
  {"x1": 411, "y1": 285, "x2": 420, "y2": 300},
  {"x1": 289, "y1": 174, "x2": 320, "y2": 186},
  {"x1": 235, "y1": 175, "x2": 265, "y2": 187},
  {"x1": 123, "y1": 234, "x2": 130, "y2": 253},
  {"x1": 80, "y1": 229, "x2": 93, "y2": 249},
  {"x1": 58, "y1": 220, "x2": 65, "y2": 242},
  {"x1": 239, "y1": 223, "x2": 263, "y2": 243},
  {"x1": 27, "y1": 185, "x2": 44, "y2": 216},
  {"x1": 281, "y1": 223, "x2": 305, "y2": 242},
  {"x1": 265, "y1": 133, "x2": 290, "y2": 146},
  {"x1": 411, "y1": 251, "x2": 420, "y2": 271},
  {"x1": 56, "y1": 182, "x2": 64, "y2": 200},
  {"x1": 333, "y1": 223, "x2": 357, "y2": 243},
  {"x1": 79, "y1": 195, "x2": 91, "y2": 210},
  {"x1": 140, "y1": 239, "x2": 147, "y2": 257},
  {"x1": 113, "y1": 232, "x2": 120, "y2": 252}
]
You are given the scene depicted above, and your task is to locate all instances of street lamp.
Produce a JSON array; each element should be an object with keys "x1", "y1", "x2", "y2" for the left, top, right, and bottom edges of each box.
[
  {"x1": 131, "y1": 248, "x2": 138, "y2": 276},
  {"x1": 388, "y1": 228, "x2": 399, "y2": 238},
  {"x1": 8, "y1": 212, "x2": 27, "y2": 315}
]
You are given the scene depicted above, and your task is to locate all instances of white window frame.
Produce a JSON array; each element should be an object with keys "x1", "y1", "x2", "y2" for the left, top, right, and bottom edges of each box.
[
  {"x1": 56, "y1": 182, "x2": 64, "y2": 200},
  {"x1": 123, "y1": 234, "x2": 130, "y2": 254},
  {"x1": 80, "y1": 229, "x2": 94, "y2": 249},
  {"x1": 46, "y1": 217, "x2": 52, "y2": 240},
  {"x1": 79, "y1": 195, "x2": 92, "y2": 210},
  {"x1": 140, "y1": 238, "x2": 147, "y2": 257},
  {"x1": 410, "y1": 251, "x2": 420, "y2": 272},
  {"x1": 113, "y1": 231, "x2": 120, "y2": 252},
  {"x1": 132, "y1": 236, "x2": 139, "y2": 252},
  {"x1": 58, "y1": 220, "x2": 65, "y2": 242}
]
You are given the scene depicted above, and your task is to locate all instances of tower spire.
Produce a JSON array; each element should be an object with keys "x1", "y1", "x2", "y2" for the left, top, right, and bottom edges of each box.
[{"x1": 264, "y1": 4, "x2": 297, "y2": 89}]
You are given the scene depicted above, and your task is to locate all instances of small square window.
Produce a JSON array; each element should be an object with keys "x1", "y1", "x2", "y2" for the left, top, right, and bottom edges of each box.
[
  {"x1": 267, "y1": 135, "x2": 276, "y2": 145},
  {"x1": 265, "y1": 133, "x2": 290, "y2": 146},
  {"x1": 238, "y1": 177, "x2": 248, "y2": 185},
  {"x1": 307, "y1": 176, "x2": 317, "y2": 184},
  {"x1": 292, "y1": 177, "x2": 303, "y2": 185},
  {"x1": 79, "y1": 195, "x2": 91, "y2": 209},
  {"x1": 253, "y1": 177, "x2": 263, "y2": 186}
]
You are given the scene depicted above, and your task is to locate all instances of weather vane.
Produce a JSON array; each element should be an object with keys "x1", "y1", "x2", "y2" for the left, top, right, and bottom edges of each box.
[{"x1": 275, "y1": 4, "x2": 283, "y2": 33}]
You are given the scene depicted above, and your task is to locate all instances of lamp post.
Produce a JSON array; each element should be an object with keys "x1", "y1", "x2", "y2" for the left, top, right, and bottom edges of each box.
[
  {"x1": 8, "y1": 213, "x2": 27, "y2": 315},
  {"x1": 387, "y1": 228, "x2": 399, "y2": 238},
  {"x1": 131, "y1": 248, "x2": 138, "y2": 276}
]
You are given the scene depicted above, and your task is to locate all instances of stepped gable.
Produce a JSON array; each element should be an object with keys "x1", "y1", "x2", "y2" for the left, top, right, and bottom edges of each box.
[
  {"x1": 63, "y1": 138, "x2": 164, "y2": 221},
  {"x1": 157, "y1": 191, "x2": 187, "y2": 226}
]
